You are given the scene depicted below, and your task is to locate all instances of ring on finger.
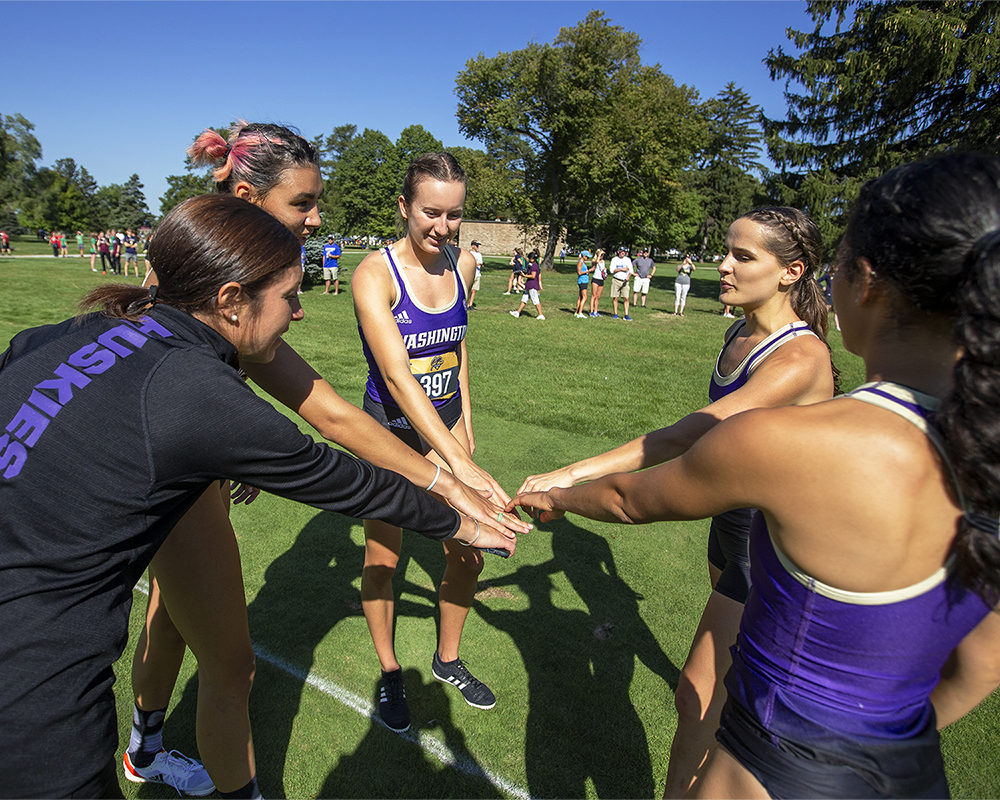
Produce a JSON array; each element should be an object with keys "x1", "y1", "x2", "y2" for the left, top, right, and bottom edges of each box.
[{"x1": 497, "y1": 512, "x2": 504, "y2": 523}]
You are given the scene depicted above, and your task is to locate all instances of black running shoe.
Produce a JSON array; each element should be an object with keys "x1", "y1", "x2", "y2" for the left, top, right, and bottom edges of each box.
[
  {"x1": 379, "y1": 669, "x2": 410, "y2": 732},
  {"x1": 432, "y1": 652, "x2": 496, "y2": 709}
]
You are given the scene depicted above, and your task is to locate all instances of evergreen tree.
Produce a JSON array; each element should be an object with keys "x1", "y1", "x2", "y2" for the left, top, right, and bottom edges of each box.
[
  {"x1": 690, "y1": 84, "x2": 764, "y2": 257},
  {"x1": 765, "y1": 0, "x2": 1000, "y2": 174}
]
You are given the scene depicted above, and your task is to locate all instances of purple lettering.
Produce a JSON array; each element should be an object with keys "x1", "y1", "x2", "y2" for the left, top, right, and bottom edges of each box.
[
  {"x1": 27, "y1": 390, "x2": 61, "y2": 417},
  {"x1": 132, "y1": 316, "x2": 173, "y2": 339},
  {"x1": 0, "y1": 434, "x2": 28, "y2": 479},
  {"x1": 6, "y1": 403, "x2": 49, "y2": 448},
  {"x1": 97, "y1": 324, "x2": 147, "y2": 357},
  {"x1": 33, "y1": 363, "x2": 91, "y2": 406},
  {"x1": 68, "y1": 343, "x2": 116, "y2": 375}
]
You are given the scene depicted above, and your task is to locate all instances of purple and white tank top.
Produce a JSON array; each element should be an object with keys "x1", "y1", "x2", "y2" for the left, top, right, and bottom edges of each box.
[
  {"x1": 727, "y1": 381, "x2": 992, "y2": 741},
  {"x1": 708, "y1": 320, "x2": 817, "y2": 403},
  {"x1": 360, "y1": 245, "x2": 468, "y2": 408}
]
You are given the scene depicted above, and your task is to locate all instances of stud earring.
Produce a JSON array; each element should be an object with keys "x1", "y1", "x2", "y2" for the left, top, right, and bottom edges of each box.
[{"x1": 231, "y1": 314, "x2": 238, "y2": 322}]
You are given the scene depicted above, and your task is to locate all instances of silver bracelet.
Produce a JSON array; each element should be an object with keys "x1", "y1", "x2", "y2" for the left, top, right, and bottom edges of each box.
[
  {"x1": 460, "y1": 518, "x2": 481, "y2": 547},
  {"x1": 425, "y1": 464, "x2": 441, "y2": 492}
]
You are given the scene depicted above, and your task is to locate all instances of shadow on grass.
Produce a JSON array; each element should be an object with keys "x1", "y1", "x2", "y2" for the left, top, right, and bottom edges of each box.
[
  {"x1": 475, "y1": 518, "x2": 680, "y2": 798},
  {"x1": 163, "y1": 512, "x2": 678, "y2": 798},
  {"x1": 318, "y1": 669, "x2": 504, "y2": 799}
]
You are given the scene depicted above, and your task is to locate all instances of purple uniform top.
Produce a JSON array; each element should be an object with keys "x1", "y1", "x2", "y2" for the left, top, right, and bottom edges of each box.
[
  {"x1": 360, "y1": 245, "x2": 468, "y2": 409},
  {"x1": 726, "y1": 381, "x2": 992, "y2": 742},
  {"x1": 709, "y1": 320, "x2": 817, "y2": 403}
]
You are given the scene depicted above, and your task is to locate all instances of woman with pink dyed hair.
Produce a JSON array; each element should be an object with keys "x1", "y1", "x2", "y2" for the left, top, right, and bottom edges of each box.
[{"x1": 125, "y1": 121, "x2": 526, "y2": 799}]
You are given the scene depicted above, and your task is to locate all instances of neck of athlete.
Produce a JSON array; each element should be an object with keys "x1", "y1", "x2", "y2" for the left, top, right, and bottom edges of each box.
[
  {"x1": 394, "y1": 236, "x2": 450, "y2": 274},
  {"x1": 862, "y1": 310, "x2": 958, "y2": 399},
  {"x1": 739, "y1": 289, "x2": 801, "y2": 340}
]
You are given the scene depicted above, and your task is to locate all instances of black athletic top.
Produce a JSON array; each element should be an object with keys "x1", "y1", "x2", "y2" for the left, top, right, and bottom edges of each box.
[{"x1": 0, "y1": 305, "x2": 460, "y2": 797}]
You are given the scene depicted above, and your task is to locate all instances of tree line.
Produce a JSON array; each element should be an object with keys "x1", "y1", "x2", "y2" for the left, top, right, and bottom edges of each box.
[
  {"x1": 0, "y1": 113, "x2": 151, "y2": 235},
  {"x1": 4, "y1": 2, "x2": 996, "y2": 266}
]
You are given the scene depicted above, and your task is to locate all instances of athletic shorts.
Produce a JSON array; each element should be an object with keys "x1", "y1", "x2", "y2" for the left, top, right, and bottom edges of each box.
[
  {"x1": 611, "y1": 277, "x2": 630, "y2": 298},
  {"x1": 592, "y1": 278, "x2": 604, "y2": 287},
  {"x1": 706, "y1": 507, "x2": 754, "y2": 603},
  {"x1": 633, "y1": 276, "x2": 650, "y2": 294},
  {"x1": 363, "y1": 392, "x2": 463, "y2": 456},
  {"x1": 125, "y1": 253, "x2": 137, "y2": 263},
  {"x1": 471, "y1": 272, "x2": 481, "y2": 291},
  {"x1": 323, "y1": 266, "x2": 339, "y2": 280},
  {"x1": 521, "y1": 288, "x2": 541, "y2": 305},
  {"x1": 716, "y1": 695, "x2": 950, "y2": 799}
]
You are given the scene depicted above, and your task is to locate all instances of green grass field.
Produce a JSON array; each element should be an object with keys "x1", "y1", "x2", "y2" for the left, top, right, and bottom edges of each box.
[{"x1": 1, "y1": 253, "x2": 997, "y2": 799}]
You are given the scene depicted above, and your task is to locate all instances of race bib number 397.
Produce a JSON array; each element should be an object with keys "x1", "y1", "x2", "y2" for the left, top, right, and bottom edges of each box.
[{"x1": 410, "y1": 352, "x2": 459, "y2": 400}]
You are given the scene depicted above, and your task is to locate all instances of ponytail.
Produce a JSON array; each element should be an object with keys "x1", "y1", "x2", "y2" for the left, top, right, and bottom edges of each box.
[
  {"x1": 938, "y1": 229, "x2": 1000, "y2": 604},
  {"x1": 78, "y1": 284, "x2": 157, "y2": 322},
  {"x1": 186, "y1": 120, "x2": 318, "y2": 199}
]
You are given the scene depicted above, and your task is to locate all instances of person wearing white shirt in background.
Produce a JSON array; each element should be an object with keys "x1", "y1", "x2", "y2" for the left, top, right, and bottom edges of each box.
[
  {"x1": 609, "y1": 246, "x2": 634, "y2": 320},
  {"x1": 467, "y1": 240, "x2": 483, "y2": 309}
]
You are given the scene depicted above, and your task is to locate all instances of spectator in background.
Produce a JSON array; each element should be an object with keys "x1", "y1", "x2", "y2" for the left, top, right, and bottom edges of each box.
[
  {"x1": 574, "y1": 249, "x2": 592, "y2": 317},
  {"x1": 76, "y1": 230, "x2": 85, "y2": 257},
  {"x1": 674, "y1": 255, "x2": 694, "y2": 316},
  {"x1": 98, "y1": 231, "x2": 112, "y2": 274},
  {"x1": 589, "y1": 248, "x2": 607, "y2": 317},
  {"x1": 467, "y1": 240, "x2": 483, "y2": 309},
  {"x1": 0, "y1": 230, "x2": 10, "y2": 255},
  {"x1": 60, "y1": 231, "x2": 69, "y2": 257},
  {"x1": 632, "y1": 248, "x2": 656, "y2": 308},
  {"x1": 504, "y1": 247, "x2": 526, "y2": 295},
  {"x1": 50, "y1": 230, "x2": 61, "y2": 257},
  {"x1": 609, "y1": 246, "x2": 634, "y2": 320},
  {"x1": 123, "y1": 229, "x2": 140, "y2": 278},
  {"x1": 322, "y1": 234, "x2": 342, "y2": 295},
  {"x1": 510, "y1": 249, "x2": 544, "y2": 320},
  {"x1": 89, "y1": 232, "x2": 98, "y2": 271},
  {"x1": 111, "y1": 230, "x2": 123, "y2": 274}
]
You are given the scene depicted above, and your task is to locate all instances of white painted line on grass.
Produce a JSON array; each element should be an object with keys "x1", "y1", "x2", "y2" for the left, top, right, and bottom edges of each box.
[{"x1": 133, "y1": 581, "x2": 532, "y2": 800}]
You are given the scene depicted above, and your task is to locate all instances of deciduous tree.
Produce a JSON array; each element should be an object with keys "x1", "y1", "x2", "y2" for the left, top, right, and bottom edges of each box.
[{"x1": 456, "y1": 11, "x2": 704, "y2": 265}]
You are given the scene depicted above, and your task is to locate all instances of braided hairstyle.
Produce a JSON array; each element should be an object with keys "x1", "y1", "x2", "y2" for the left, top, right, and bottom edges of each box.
[
  {"x1": 738, "y1": 207, "x2": 840, "y2": 390},
  {"x1": 187, "y1": 120, "x2": 319, "y2": 201},
  {"x1": 841, "y1": 152, "x2": 1000, "y2": 603}
]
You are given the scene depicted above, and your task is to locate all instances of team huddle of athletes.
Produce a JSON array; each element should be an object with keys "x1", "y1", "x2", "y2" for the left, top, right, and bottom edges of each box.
[{"x1": 0, "y1": 120, "x2": 998, "y2": 800}]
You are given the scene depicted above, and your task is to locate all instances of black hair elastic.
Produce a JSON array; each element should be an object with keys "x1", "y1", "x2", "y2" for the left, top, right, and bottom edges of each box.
[
  {"x1": 148, "y1": 285, "x2": 158, "y2": 304},
  {"x1": 964, "y1": 512, "x2": 999, "y2": 537}
]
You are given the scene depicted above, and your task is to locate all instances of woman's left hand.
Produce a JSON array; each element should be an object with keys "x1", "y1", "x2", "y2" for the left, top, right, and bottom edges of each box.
[
  {"x1": 230, "y1": 481, "x2": 261, "y2": 505},
  {"x1": 451, "y1": 456, "x2": 513, "y2": 507}
]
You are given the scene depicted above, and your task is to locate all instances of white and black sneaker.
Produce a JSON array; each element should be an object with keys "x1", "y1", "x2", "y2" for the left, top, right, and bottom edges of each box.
[
  {"x1": 123, "y1": 749, "x2": 215, "y2": 796},
  {"x1": 379, "y1": 668, "x2": 411, "y2": 732},
  {"x1": 432, "y1": 652, "x2": 496, "y2": 709}
]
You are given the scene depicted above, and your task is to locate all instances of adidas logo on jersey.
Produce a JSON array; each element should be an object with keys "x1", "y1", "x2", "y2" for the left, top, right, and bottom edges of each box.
[{"x1": 394, "y1": 310, "x2": 413, "y2": 325}]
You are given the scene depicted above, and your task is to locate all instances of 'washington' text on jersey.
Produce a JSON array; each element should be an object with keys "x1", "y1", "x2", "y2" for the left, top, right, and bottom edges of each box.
[{"x1": 401, "y1": 324, "x2": 467, "y2": 352}]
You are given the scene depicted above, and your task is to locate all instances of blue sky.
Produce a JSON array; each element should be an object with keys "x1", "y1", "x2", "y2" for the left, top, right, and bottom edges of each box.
[{"x1": 4, "y1": 1, "x2": 816, "y2": 213}]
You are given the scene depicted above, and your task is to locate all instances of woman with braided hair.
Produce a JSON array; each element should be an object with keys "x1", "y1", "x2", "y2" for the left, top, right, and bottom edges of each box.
[
  {"x1": 514, "y1": 153, "x2": 1000, "y2": 799},
  {"x1": 518, "y1": 206, "x2": 836, "y2": 796}
]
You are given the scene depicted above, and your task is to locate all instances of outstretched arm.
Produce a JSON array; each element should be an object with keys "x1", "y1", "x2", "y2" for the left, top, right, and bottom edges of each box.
[
  {"x1": 518, "y1": 336, "x2": 833, "y2": 494},
  {"x1": 244, "y1": 341, "x2": 528, "y2": 537}
]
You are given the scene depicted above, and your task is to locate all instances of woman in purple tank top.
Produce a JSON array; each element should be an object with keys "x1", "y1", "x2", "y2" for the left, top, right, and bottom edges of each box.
[
  {"x1": 513, "y1": 153, "x2": 1000, "y2": 799},
  {"x1": 352, "y1": 153, "x2": 521, "y2": 732},
  {"x1": 519, "y1": 206, "x2": 836, "y2": 795}
]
